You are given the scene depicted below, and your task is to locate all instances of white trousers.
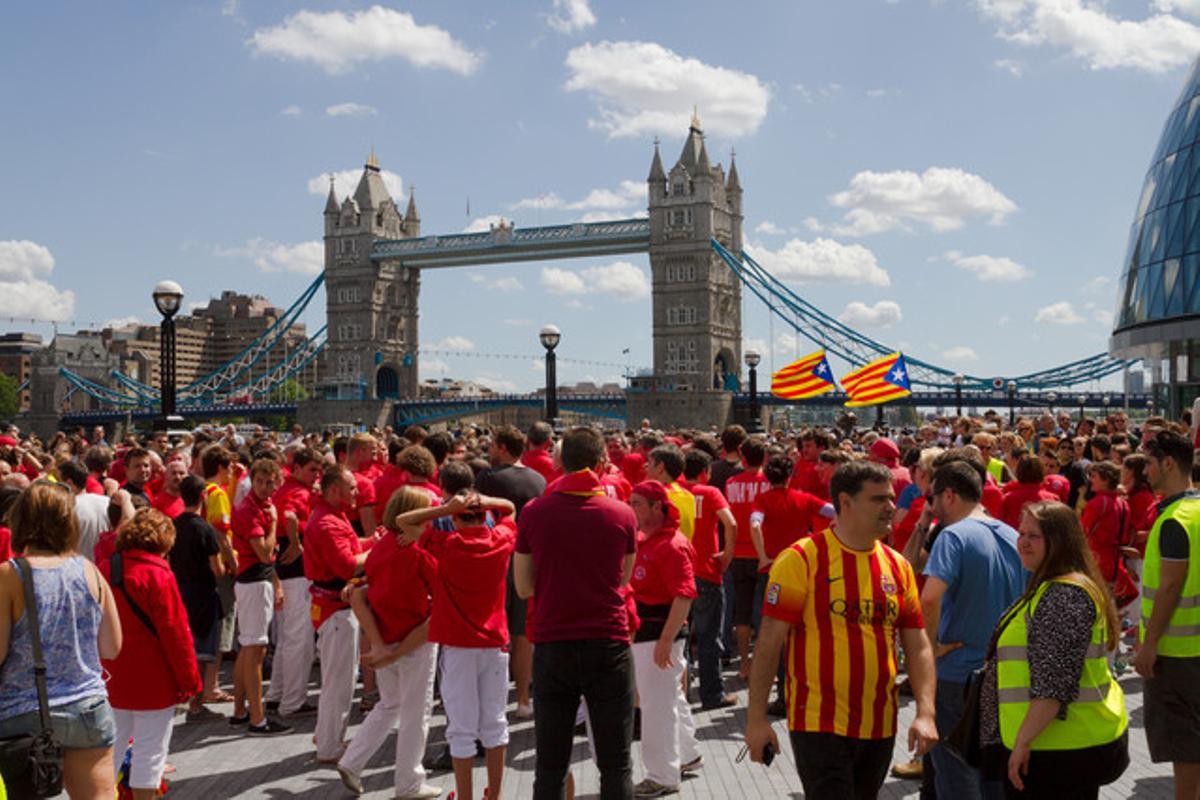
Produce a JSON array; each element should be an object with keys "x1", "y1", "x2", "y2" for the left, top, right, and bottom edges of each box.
[
  {"x1": 315, "y1": 608, "x2": 360, "y2": 760},
  {"x1": 339, "y1": 642, "x2": 438, "y2": 795},
  {"x1": 111, "y1": 706, "x2": 175, "y2": 790},
  {"x1": 632, "y1": 639, "x2": 698, "y2": 788},
  {"x1": 439, "y1": 645, "x2": 510, "y2": 759},
  {"x1": 265, "y1": 576, "x2": 315, "y2": 713}
]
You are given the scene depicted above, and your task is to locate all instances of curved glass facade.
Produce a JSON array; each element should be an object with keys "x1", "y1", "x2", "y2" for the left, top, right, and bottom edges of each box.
[{"x1": 1114, "y1": 58, "x2": 1200, "y2": 333}]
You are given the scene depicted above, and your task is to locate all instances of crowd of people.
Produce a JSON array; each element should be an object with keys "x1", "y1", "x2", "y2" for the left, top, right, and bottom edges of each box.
[{"x1": 0, "y1": 406, "x2": 1195, "y2": 799}]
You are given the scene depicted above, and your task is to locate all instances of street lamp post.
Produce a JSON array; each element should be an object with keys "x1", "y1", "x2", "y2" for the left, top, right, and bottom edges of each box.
[
  {"x1": 539, "y1": 324, "x2": 561, "y2": 425},
  {"x1": 745, "y1": 350, "x2": 761, "y2": 433},
  {"x1": 1007, "y1": 380, "x2": 1017, "y2": 426},
  {"x1": 152, "y1": 280, "x2": 184, "y2": 428},
  {"x1": 1077, "y1": 394, "x2": 1087, "y2": 423},
  {"x1": 1046, "y1": 391, "x2": 1058, "y2": 415},
  {"x1": 952, "y1": 373, "x2": 964, "y2": 418}
]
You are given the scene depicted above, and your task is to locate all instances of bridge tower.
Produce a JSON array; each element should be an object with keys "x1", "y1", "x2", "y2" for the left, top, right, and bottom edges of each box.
[
  {"x1": 635, "y1": 114, "x2": 745, "y2": 427},
  {"x1": 321, "y1": 152, "x2": 421, "y2": 401}
]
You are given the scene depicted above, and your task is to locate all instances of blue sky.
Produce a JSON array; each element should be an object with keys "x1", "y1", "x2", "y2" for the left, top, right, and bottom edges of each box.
[{"x1": 3, "y1": 0, "x2": 1200, "y2": 392}]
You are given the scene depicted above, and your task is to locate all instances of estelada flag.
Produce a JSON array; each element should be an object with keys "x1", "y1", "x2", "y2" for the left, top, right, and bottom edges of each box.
[
  {"x1": 771, "y1": 350, "x2": 837, "y2": 399},
  {"x1": 842, "y1": 351, "x2": 912, "y2": 407}
]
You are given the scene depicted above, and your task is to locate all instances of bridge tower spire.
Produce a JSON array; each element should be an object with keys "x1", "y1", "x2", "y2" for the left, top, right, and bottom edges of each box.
[
  {"x1": 640, "y1": 116, "x2": 743, "y2": 425},
  {"x1": 321, "y1": 151, "x2": 420, "y2": 404}
]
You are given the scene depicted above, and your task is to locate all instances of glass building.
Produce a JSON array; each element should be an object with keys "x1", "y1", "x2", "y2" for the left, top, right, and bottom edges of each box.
[{"x1": 1111, "y1": 57, "x2": 1200, "y2": 415}]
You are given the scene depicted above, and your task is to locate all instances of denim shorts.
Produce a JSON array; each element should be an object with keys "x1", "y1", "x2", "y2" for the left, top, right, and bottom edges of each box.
[{"x1": 0, "y1": 695, "x2": 116, "y2": 750}]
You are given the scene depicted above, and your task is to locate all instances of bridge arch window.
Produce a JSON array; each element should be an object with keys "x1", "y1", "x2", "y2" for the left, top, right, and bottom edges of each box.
[{"x1": 673, "y1": 181, "x2": 685, "y2": 196}]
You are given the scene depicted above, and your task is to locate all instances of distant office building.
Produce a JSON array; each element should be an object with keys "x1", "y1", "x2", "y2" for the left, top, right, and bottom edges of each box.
[{"x1": 0, "y1": 333, "x2": 43, "y2": 411}]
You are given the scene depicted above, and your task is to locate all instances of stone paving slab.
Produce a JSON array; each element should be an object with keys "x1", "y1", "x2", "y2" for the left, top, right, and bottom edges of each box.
[{"x1": 162, "y1": 664, "x2": 1172, "y2": 799}]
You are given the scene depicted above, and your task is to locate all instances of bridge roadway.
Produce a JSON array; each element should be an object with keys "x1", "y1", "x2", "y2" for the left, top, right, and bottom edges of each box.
[
  {"x1": 159, "y1": 659, "x2": 1171, "y2": 798},
  {"x1": 58, "y1": 390, "x2": 1153, "y2": 429}
]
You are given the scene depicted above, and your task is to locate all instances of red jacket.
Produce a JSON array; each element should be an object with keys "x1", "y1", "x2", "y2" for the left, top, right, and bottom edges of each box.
[
  {"x1": 1081, "y1": 490, "x2": 1130, "y2": 582},
  {"x1": 99, "y1": 549, "x2": 200, "y2": 710},
  {"x1": 1000, "y1": 482, "x2": 1058, "y2": 530}
]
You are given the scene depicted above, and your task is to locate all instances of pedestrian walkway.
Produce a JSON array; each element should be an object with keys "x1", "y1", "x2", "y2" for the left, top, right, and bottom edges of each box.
[{"x1": 162, "y1": 664, "x2": 1173, "y2": 798}]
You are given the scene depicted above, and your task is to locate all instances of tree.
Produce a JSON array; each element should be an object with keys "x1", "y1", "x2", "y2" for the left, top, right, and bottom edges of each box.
[
  {"x1": 0, "y1": 373, "x2": 20, "y2": 421},
  {"x1": 268, "y1": 379, "x2": 309, "y2": 404}
]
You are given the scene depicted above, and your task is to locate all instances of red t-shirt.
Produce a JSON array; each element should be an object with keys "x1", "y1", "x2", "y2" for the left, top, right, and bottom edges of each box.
[
  {"x1": 350, "y1": 469, "x2": 377, "y2": 524},
  {"x1": 231, "y1": 492, "x2": 274, "y2": 581},
  {"x1": 521, "y1": 447, "x2": 560, "y2": 484},
  {"x1": 752, "y1": 487, "x2": 828, "y2": 568},
  {"x1": 687, "y1": 482, "x2": 730, "y2": 584},
  {"x1": 151, "y1": 492, "x2": 185, "y2": 520},
  {"x1": 600, "y1": 467, "x2": 632, "y2": 502},
  {"x1": 788, "y1": 458, "x2": 828, "y2": 500},
  {"x1": 1000, "y1": 482, "x2": 1058, "y2": 529},
  {"x1": 85, "y1": 474, "x2": 105, "y2": 496},
  {"x1": 631, "y1": 528, "x2": 698, "y2": 606},
  {"x1": 273, "y1": 476, "x2": 314, "y2": 527},
  {"x1": 372, "y1": 465, "x2": 410, "y2": 518},
  {"x1": 516, "y1": 481, "x2": 638, "y2": 643},
  {"x1": 304, "y1": 499, "x2": 374, "y2": 628},
  {"x1": 725, "y1": 469, "x2": 771, "y2": 559},
  {"x1": 426, "y1": 518, "x2": 516, "y2": 648},
  {"x1": 365, "y1": 534, "x2": 438, "y2": 644}
]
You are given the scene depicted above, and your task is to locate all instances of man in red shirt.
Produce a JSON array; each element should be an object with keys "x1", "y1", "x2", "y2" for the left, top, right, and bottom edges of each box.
[
  {"x1": 724, "y1": 437, "x2": 771, "y2": 679},
  {"x1": 151, "y1": 458, "x2": 188, "y2": 520},
  {"x1": 520, "y1": 421, "x2": 560, "y2": 484},
  {"x1": 514, "y1": 427, "x2": 639, "y2": 800},
  {"x1": 229, "y1": 458, "x2": 289, "y2": 735},
  {"x1": 265, "y1": 447, "x2": 323, "y2": 718},
  {"x1": 789, "y1": 430, "x2": 832, "y2": 499},
  {"x1": 346, "y1": 433, "x2": 379, "y2": 536},
  {"x1": 682, "y1": 450, "x2": 736, "y2": 709},
  {"x1": 122, "y1": 447, "x2": 155, "y2": 504},
  {"x1": 408, "y1": 490, "x2": 517, "y2": 800},
  {"x1": 869, "y1": 437, "x2": 912, "y2": 497},
  {"x1": 305, "y1": 465, "x2": 374, "y2": 762}
]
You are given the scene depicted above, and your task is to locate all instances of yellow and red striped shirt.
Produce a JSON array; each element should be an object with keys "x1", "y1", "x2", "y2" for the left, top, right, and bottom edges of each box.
[{"x1": 763, "y1": 528, "x2": 923, "y2": 739}]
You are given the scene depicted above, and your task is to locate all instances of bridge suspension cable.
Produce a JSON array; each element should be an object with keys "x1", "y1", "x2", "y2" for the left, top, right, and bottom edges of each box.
[{"x1": 712, "y1": 239, "x2": 1134, "y2": 391}]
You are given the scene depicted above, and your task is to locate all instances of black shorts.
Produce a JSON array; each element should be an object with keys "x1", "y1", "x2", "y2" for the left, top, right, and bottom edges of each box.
[
  {"x1": 789, "y1": 731, "x2": 893, "y2": 800},
  {"x1": 505, "y1": 565, "x2": 527, "y2": 638},
  {"x1": 730, "y1": 558, "x2": 760, "y2": 627},
  {"x1": 1145, "y1": 655, "x2": 1200, "y2": 763}
]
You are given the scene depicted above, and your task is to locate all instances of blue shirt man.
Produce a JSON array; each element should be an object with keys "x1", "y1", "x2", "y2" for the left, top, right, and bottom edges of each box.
[{"x1": 922, "y1": 459, "x2": 1026, "y2": 800}]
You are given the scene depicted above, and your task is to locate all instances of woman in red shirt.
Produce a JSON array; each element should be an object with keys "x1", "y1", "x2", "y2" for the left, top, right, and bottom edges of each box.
[
  {"x1": 1000, "y1": 454, "x2": 1058, "y2": 530},
  {"x1": 1080, "y1": 461, "x2": 1131, "y2": 587},
  {"x1": 628, "y1": 481, "x2": 700, "y2": 797},
  {"x1": 99, "y1": 508, "x2": 201, "y2": 799},
  {"x1": 336, "y1": 486, "x2": 441, "y2": 799}
]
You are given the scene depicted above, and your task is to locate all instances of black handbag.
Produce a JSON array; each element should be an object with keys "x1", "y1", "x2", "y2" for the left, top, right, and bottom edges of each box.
[
  {"x1": 944, "y1": 600, "x2": 1023, "y2": 768},
  {"x1": 0, "y1": 558, "x2": 66, "y2": 797}
]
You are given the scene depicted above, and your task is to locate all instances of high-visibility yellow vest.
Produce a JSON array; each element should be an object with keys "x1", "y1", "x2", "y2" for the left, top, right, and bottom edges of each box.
[
  {"x1": 1141, "y1": 494, "x2": 1200, "y2": 658},
  {"x1": 997, "y1": 576, "x2": 1127, "y2": 751}
]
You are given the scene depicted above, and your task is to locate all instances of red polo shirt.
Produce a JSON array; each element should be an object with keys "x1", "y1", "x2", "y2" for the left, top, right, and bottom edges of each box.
[
  {"x1": 684, "y1": 481, "x2": 729, "y2": 584},
  {"x1": 365, "y1": 533, "x2": 438, "y2": 644},
  {"x1": 631, "y1": 527, "x2": 697, "y2": 606},
  {"x1": 725, "y1": 469, "x2": 771, "y2": 559},
  {"x1": 231, "y1": 492, "x2": 274, "y2": 582},
  {"x1": 751, "y1": 487, "x2": 828, "y2": 569},
  {"x1": 426, "y1": 517, "x2": 516, "y2": 648}
]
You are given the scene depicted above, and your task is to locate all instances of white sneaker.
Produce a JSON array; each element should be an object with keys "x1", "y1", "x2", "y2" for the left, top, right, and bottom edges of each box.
[
  {"x1": 515, "y1": 702, "x2": 534, "y2": 719},
  {"x1": 396, "y1": 784, "x2": 441, "y2": 799}
]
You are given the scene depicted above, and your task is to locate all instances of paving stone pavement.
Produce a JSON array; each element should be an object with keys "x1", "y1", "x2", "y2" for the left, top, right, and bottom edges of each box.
[{"x1": 162, "y1": 663, "x2": 1174, "y2": 799}]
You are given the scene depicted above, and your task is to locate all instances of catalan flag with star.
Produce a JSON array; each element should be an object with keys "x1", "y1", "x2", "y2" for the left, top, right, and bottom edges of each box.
[
  {"x1": 842, "y1": 351, "x2": 912, "y2": 407},
  {"x1": 771, "y1": 350, "x2": 837, "y2": 400}
]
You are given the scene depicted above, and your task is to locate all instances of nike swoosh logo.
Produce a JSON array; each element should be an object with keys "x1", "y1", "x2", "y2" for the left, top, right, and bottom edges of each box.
[{"x1": 826, "y1": 576, "x2": 842, "y2": 583}]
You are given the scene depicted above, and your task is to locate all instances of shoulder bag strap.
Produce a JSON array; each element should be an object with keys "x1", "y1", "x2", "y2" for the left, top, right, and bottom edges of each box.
[
  {"x1": 14, "y1": 557, "x2": 53, "y2": 735},
  {"x1": 110, "y1": 553, "x2": 158, "y2": 637}
]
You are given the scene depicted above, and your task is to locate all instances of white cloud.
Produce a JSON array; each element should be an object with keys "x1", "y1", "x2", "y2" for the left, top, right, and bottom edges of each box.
[
  {"x1": 429, "y1": 335, "x2": 475, "y2": 352},
  {"x1": 492, "y1": 277, "x2": 524, "y2": 292},
  {"x1": 755, "y1": 220, "x2": 786, "y2": 235},
  {"x1": 563, "y1": 40, "x2": 770, "y2": 138},
  {"x1": 1083, "y1": 275, "x2": 1112, "y2": 294},
  {"x1": 463, "y1": 215, "x2": 506, "y2": 233},
  {"x1": 249, "y1": 6, "x2": 482, "y2": 76},
  {"x1": 945, "y1": 250, "x2": 1033, "y2": 281},
  {"x1": 977, "y1": 0, "x2": 1200, "y2": 73},
  {"x1": 103, "y1": 315, "x2": 142, "y2": 330},
  {"x1": 837, "y1": 300, "x2": 903, "y2": 328},
  {"x1": 942, "y1": 345, "x2": 980, "y2": 362},
  {"x1": 474, "y1": 372, "x2": 518, "y2": 393},
  {"x1": 794, "y1": 82, "x2": 842, "y2": 103},
  {"x1": 325, "y1": 102, "x2": 377, "y2": 117},
  {"x1": 1034, "y1": 300, "x2": 1085, "y2": 324},
  {"x1": 307, "y1": 168, "x2": 403, "y2": 201},
  {"x1": 281, "y1": 105, "x2": 302, "y2": 116},
  {"x1": 816, "y1": 167, "x2": 1018, "y2": 236},
  {"x1": 0, "y1": 240, "x2": 76, "y2": 322},
  {"x1": 512, "y1": 180, "x2": 645, "y2": 215},
  {"x1": 0, "y1": 240, "x2": 54, "y2": 282},
  {"x1": 547, "y1": 0, "x2": 596, "y2": 33},
  {"x1": 1094, "y1": 308, "x2": 1115, "y2": 325},
  {"x1": 419, "y1": 358, "x2": 450, "y2": 378},
  {"x1": 994, "y1": 58, "x2": 1025, "y2": 76},
  {"x1": 215, "y1": 238, "x2": 323, "y2": 275},
  {"x1": 746, "y1": 238, "x2": 891, "y2": 286},
  {"x1": 540, "y1": 261, "x2": 650, "y2": 300}
]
